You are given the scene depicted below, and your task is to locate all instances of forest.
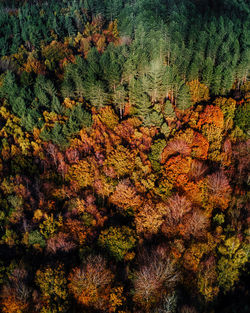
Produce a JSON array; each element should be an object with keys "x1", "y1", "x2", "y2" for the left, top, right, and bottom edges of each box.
[{"x1": 0, "y1": 0, "x2": 249, "y2": 312}]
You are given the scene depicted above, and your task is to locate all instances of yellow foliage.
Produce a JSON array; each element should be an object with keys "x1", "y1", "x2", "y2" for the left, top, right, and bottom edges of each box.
[
  {"x1": 39, "y1": 214, "x2": 63, "y2": 239},
  {"x1": 63, "y1": 98, "x2": 76, "y2": 109},
  {"x1": 66, "y1": 160, "x2": 93, "y2": 188},
  {"x1": 105, "y1": 145, "x2": 135, "y2": 178},
  {"x1": 187, "y1": 80, "x2": 210, "y2": 103},
  {"x1": 109, "y1": 287, "x2": 125, "y2": 313},
  {"x1": 33, "y1": 209, "x2": 43, "y2": 221},
  {"x1": 99, "y1": 106, "x2": 119, "y2": 130},
  {"x1": 135, "y1": 201, "x2": 168, "y2": 237}
]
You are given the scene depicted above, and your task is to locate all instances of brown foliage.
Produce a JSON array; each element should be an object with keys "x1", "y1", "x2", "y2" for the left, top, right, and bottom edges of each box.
[
  {"x1": 180, "y1": 305, "x2": 198, "y2": 313},
  {"x1": 132, "y1": 250, "x2": 180, "y2": 312},
  {"x1": 68, "y1": 255, "x2": 114, "y2": 310},
  {"x1": 161, "y1": 139, "x2": 191, "y2": 162},
  {"x1": 180, "y1": 209, "x2": 209, "y2": 239},
  {"x1": 188, "y1": 159, "x2": 208, "y2": 181},
  {"x1": 47, "y1": 232, "x2": 76, "y2": 253}
]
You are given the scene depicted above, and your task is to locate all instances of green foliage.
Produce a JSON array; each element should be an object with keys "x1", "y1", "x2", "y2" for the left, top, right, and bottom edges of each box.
[
  {"x1": 176, "y1": 84, "x2": 192, "y2": 111},
  {"x1": 217, "y1": 237, "x2": 249, "y2": 292},
  {"x1": 213, "y1": 213, "x2": 225, "y2": 225},
  {"x1": 98, "y1": 226, "x2": 137, "y2": 261},
  {"x1": 234, "y1": 103, "x2": 250, "y2": 133},
  {"x1": 148, "y1": 139, "x2": 166, "y2": 171},
  {"x1": 28, "y1": 230, "x2": 46, "y2": 248},
  {"x1": 0, "y1": 1, "x2": 249, "y2": 312},
  {"x1": 161, "y1": 123, "x2": 170, "y2": 138}
]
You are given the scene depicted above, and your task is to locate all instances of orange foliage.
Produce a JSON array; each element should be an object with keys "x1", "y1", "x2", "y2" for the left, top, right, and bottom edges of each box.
[
  {"x1": 191, "y1": 131, "x2": 209, "y2": 160},
  {"x1": 135, "y1": 201, "x2": 168, "y2": 237},
  {"x1": 22, "y1": 56, "x2": 46, "y2": 74},
  {"x1": 65, "y1": 218, "x2": 87, "y2": 245},
  {"x1": 181, "y1": 179, "x2": 205, "y2": 205},
  {"x1": 164, "y1": 155, "x2": 192, "y2": 185},
  {"x1": 109, "y1": 179, "x2": 142, "y2": 214},
  {"x1": 197, "y1": 105, "x2": 224, "y2": 129},
  {"x1": 1, "y1": 292, "x2": 28, "y2": 313}
]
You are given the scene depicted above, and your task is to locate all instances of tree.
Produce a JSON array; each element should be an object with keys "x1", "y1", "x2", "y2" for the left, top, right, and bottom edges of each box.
[
  {"x1": 179, "y1": 209, "x2": 209, "y2": 239},
  {"x1": 98, "y1": 226, "x2": 137, "y2": 261},
  {"x1": 0, "y1": 267, "x2": 30, "y2": 313},
  {"x1": 35, "y1": 264, "x2": 69, "y2": 313},
  {"x1": 105, "y1": 145, "x2": 135, "y2": 178},
  {"x1": 187, "y1": 80, "x2": 210, "y2": 104},
  {"x1": 68, "y1": 255, "x2": 114, "y2": 310},
  {"x1": 132, "y1": 250, "x2": 180, "y2": 312},
  {"x1": 146, "y1": 58, "x2": 165, "y2": 103},
  {"x1": 207, "y1": 171, "x2": 231, "y2": 210},
  {"x1": 176, "y1": 84, "x2": 192, "y2": 111},
  {"x1": 47, "y1": 232, "x2": 76, "y2": 253},
  {"x1": 217, "y1": 236, "x2": 248, "y2": 292},
  {"x1": 66, "y1": 160, "x2": 93, "y2": 189},
  {"x1": 234, "y1": 102, "x2": 250, "y2": 133},
  {"x1": 109, "y1": 179, "x2": 142, "y2": 215},
  {"x1": 135, "y1": 201, "x2": 168, "y2": 237},
  {"x1": 148, "y1": 139, "x2": 166, "y2": 171}
]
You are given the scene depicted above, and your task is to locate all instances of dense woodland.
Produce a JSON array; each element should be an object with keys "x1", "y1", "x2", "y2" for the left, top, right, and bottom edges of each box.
[{"x1": 0, "y1": 0, "x2": 249, "y2": 312}]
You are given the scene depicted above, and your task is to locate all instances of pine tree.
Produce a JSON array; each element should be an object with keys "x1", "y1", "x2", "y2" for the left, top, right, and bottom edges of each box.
[
  {"x1": 146, "y1": 58, "x2": 165, "y2": 103},
  {"x1": 100, "y1": 46, "x2": 122, "y2": 92},
  {"x1": 113, "y1": 85, "x2": 126, "y2": 119},
  {"x1": 202, "y1": 57, "x2": 214, "y2": 87},
  {"x1": 85, "y1": 81, "x2": 109, "y2": 109},
  {"x1": 176, "y1": 84, "x2": 192, "y2": 111},
  {"x1": 51, "y1": 96, "x2": 63, "y2": 115}
]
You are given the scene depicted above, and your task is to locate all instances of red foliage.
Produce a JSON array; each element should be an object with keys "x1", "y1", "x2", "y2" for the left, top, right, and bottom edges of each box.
[
  {"x1": 207, "y1": 171, "x2": 231, "y2": 210},
  {"x1": 207, "y1": 171, "x2": 231, "y2": 197}
]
